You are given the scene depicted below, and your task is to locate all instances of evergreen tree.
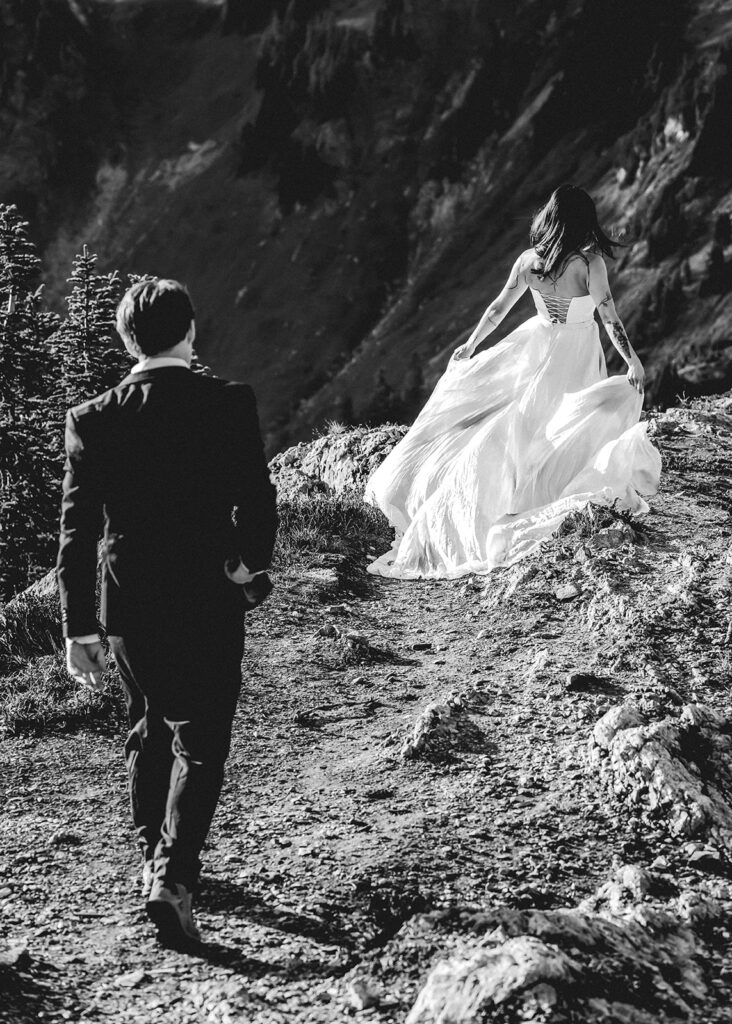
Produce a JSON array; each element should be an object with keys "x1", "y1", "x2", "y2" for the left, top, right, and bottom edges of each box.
[
  {"x1": 53, "y1": 245, "x2": 127, "y2": 410},
  {"x1": 0, "y1": 204, "x2": 59, "y2": 597},
  {"x1": 0, "y1": 222, "x2": 132, "y2": 598}
]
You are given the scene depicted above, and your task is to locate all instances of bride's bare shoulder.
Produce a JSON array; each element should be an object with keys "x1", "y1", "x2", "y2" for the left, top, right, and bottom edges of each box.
[
  {"x1": 517, "y1": 248, "x2": 540, "y2": 276},
  {"x1": 585, "y1": 250, "x2": 608, "y2": 278}
]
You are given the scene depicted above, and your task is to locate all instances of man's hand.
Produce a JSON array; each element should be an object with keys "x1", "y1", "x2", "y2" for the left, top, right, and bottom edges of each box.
[{"x1": 66, "y1": 640, "x2": 107, "y2": 691}]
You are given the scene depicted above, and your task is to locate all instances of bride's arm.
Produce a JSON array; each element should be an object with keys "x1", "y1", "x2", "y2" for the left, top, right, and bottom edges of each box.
[
  {"x1": 588, "y1": 254, "x2": 645, "y2": 394},
  {"x1": 453, "y1": 253, "x2": 529, "y2": 360}
]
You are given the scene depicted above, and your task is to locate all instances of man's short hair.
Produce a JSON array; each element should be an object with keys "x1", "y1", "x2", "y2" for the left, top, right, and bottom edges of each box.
[{"x1": 116, "y1": 278, "x2": 195, "y2": 357}]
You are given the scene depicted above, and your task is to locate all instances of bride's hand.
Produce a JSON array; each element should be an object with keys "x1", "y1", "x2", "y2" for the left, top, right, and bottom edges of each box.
[
  {"x1": 627, "y1": 355, "x2": 645, "y2": 394},
  {"x1": 452, "y1": 342, "x2": 474, "y2": 362}
]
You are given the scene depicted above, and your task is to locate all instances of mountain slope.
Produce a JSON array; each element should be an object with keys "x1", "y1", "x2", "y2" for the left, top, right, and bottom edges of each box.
[{"x1": 2, "y1": 0, "x2": 732, "y2": 452}]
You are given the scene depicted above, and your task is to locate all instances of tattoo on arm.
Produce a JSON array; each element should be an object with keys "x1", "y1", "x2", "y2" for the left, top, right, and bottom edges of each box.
[
  {"x1": 597, "y1": 292, "x2": 613, "y2": 310},
  {"x1": 607, "y1": 319, "x2": 632, "y2": 360}
]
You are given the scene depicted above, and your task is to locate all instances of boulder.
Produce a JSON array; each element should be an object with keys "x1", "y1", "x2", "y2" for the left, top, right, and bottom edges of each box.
[
  {"x1": 406, "y1": 863, "x2": 711, "y2": 1023},
  {"x1": 400, "y1": 692, "x2": 483, "y2": 762},
  {"x1": 590, "y1": 701, "x2": 732, "y2": 854},
  {"x1": 269, "y1": 424, "x2": 407, "y2": 501}
]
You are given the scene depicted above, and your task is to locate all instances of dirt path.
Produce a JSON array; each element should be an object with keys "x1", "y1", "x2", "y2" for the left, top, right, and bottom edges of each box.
[{"x1": 1, "y1": 401, "x2": 731, "y2": 1023}]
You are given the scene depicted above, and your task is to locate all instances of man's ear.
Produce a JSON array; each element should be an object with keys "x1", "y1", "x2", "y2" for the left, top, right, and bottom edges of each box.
[
  {"x1": 122, "y1": 338, "x2": 139, "y2": 361},
  {"x1": 185, "y1": 321, "x2": 196, "y2": 348}
]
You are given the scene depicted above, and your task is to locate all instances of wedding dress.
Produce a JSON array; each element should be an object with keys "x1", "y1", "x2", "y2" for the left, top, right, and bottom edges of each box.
[{"x1": 364, "y1": 287, "x2": 661, "y2": 579}]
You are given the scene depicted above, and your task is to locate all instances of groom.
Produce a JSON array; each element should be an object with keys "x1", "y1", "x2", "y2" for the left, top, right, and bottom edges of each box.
[{"x1": 57, "y1": 278, "x2": 278, "y2": 945}]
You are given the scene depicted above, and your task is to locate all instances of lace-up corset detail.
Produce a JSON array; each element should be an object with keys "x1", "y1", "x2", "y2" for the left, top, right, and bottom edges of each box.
[
  {"x1": 536, "y1": 292, "x2": 572, "y2": 323},
  {"x1": 530, "y1": 288, "x2": 595, "y2": 326}
]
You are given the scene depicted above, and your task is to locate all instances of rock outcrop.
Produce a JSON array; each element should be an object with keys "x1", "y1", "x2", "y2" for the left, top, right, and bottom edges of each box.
[
  {"x1": 405, "y1": 864, "x2": 715, "y2": 1024},
  {"x1": 269, "y1": 424, "x2": 406, "y2": 500},
  {"x1": 590, "y1": 701, "x2": 732, "y2": 857}
]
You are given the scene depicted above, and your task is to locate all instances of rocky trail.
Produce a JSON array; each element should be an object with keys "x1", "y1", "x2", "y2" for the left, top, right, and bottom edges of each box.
[{"x1": 1, "y1": 396, "x2": 732, "y2": 1023}]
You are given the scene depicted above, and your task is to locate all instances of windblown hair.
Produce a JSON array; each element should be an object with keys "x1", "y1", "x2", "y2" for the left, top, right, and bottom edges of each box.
[
  {"x1": 530, "y1": 185, "x2": 618, "y2": 280},
  {"x1": 116, "y1": 278, "x2": 195, "y2": 357}
]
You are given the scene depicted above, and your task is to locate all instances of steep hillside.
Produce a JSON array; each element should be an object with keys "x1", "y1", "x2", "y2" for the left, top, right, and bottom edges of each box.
[{"x1": 2, "y1": 0, "x2": 732, "y2": 452}]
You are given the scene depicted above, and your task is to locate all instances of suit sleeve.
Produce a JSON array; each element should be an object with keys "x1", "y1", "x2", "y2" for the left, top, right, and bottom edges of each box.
[
  {"x1": 56, "y1": 410, "x2": 104, "y2": 638},
  {"x1": 229, "y1": 384, "x2": 278, "y2": 573}
]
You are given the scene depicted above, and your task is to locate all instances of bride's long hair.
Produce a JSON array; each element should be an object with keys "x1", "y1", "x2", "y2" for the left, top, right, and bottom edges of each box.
[{"x1": 530, "y1": 185, "x2": 618, "y2": 280}]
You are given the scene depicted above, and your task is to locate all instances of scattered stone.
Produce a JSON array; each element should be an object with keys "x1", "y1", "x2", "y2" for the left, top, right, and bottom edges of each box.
[
  {"x1": 687, "y1": 847, "x2": 724, "y2": 873},
  {"x1": 0, "y1": 942, "x2": 29, "y2": 968},
  {"x1": 483, "y1": 564, "x2": 541, "y2": 607},
  {"x1": 526, "y1": 648, "x2": 551, "y2": 683},
  {"x1": 326, "y1": 603, "x2": 350, "y2": 615},
  {"x1": 114, "y1": 969, "x2": 149, "y2": 989},
  {"x1": 347, "y1": 978, "x2": 380, "y2": 1011},
  {"x1": 187, "y1": 980, "x2": 251, "y2": 1019},
  {"x1": 411, "y1": 641, "x2": 433, "y2": 651},
  {"x1": 317, "y1": 623, "x2": 339, "y2": 638},
  {"x1": 583, "y1": 863, "x2": 652, "y2": 911},
  {"x1": 50, "y1": 830, "x2": 83, "y2": 847},
  {"x1": 554, "y1": 582, "x2": 580, "y2": 601},
  {"x1": 400, "y1": 693, "x2": 483, "y2": 762}
]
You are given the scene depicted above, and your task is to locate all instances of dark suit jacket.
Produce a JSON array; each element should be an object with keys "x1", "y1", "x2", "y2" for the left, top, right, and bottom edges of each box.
[{"x1": 57, "y1": 367, "x2": 278, "y2": 639}]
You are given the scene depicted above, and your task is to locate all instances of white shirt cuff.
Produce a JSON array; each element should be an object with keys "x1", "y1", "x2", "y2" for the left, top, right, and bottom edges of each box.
[
  {"x1": 66, "y1": 634, "x2": 101, "y2": 646},
  {"x1": 225, "y1": 561, "x2": 267, "y2": 584}
]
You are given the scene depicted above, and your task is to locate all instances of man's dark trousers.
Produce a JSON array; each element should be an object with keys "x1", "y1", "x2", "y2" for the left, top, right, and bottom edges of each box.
[{"x1": 109, "y1": 602, "x2": 244, "y2": 890}]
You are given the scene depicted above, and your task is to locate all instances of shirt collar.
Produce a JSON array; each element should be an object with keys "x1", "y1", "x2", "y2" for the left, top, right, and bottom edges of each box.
[{"x1": 131, "y1": 356, "x2": 191, "y2": 374}]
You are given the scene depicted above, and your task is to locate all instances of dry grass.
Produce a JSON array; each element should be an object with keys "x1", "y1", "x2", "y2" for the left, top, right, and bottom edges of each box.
[
  {"x1": 273, "y1": 492, "x2": 391, "y2": 565},
  {"x1": 0, "y1": 586, "x2": 61, "y2": 674},
  {"x1": 0, "y1": 652, "x2": 123, "y2": 738},
  {"x1": 554, "y1": 501, "x2": 642, "y2": 541}
]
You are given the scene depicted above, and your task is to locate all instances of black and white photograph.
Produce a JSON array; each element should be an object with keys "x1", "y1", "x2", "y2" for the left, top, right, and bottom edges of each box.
[{"x1": 1, "y1": 0, "x2": 731, "y2": 1021}]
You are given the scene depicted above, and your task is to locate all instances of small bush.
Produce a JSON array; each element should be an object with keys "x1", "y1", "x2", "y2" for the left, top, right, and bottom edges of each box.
[
  {"x1": 0, "y1": 580, "x2": 61, "y2": 673},
  {"x1": 555, "y1": 501, "x2": 641, "y2": 540},
  {"x1": 324, "y1": 419, "x2": 348, "y2": 436},
  {"x1": 274, "y1": 492, "x2": 391, "y2": 564}
]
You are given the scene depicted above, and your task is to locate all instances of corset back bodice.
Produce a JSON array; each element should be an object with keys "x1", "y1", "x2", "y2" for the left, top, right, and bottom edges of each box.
[{"x1": 530, "y1": 288, "x2": 596, "y2": 326}]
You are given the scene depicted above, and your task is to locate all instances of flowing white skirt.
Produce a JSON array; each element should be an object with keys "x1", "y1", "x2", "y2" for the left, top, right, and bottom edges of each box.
[{"x1": 364, "y1": 315, "x2": 661, "y2": 579}]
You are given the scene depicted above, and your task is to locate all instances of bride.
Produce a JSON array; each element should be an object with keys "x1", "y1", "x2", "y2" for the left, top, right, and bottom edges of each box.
[{"x1": 364, "y1": 184, "x2": 661, "y2": 579}]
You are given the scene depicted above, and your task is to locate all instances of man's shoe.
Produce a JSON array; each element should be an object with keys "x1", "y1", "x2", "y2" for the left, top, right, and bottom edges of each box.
[
  {"x1": 146, "y1": 880, "x2": 202, "y2": 944},
  {"x1": 141, "y1": 860, "x2": 155, "y2": 899}
]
